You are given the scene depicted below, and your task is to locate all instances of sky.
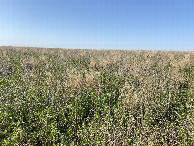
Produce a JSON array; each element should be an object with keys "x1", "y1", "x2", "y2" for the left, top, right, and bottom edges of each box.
[{"x1": 0, "y1": 0, "x2": 194, "y2": 50}]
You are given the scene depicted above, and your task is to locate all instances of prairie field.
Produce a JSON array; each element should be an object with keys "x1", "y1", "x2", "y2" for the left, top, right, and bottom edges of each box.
[{"x1": 0, "y1": 46, "x2": 193, "y2": 145}]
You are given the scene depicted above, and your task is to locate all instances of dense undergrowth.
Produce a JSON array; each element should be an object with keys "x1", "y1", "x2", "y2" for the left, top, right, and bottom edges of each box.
[{"x1": 0, "y1": 47, "x2": 193, "y2": 145}]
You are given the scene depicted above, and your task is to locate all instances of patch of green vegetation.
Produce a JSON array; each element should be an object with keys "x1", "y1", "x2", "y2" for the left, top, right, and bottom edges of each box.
[{"x1": 0, "y1": 47, "x2": 193, "y2": 145}]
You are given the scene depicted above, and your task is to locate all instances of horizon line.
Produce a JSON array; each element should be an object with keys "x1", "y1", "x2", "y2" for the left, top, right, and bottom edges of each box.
[{"x1": 0, "y1": 45, "x2": 193, "y2": 52}]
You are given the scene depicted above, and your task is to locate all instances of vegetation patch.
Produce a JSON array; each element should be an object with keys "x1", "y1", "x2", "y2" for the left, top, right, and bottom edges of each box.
[{"x1": 0, "y1": 47, "x2": 193, "y2": 145}]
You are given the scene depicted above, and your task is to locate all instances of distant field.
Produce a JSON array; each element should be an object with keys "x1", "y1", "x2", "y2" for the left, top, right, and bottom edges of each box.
[{"x1": 0, "y1": 46, "x2": 193, "y2": 145}]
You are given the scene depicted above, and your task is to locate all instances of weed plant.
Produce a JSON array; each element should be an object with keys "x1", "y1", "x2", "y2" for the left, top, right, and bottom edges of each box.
[{"x1": 0, "y1": 47, "x2": 193, "y2": 145}]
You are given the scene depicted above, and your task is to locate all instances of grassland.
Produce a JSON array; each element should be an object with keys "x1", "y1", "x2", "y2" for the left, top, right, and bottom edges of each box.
[{"x1": 0, "y1": 46, "x2": 193, "y2": 145}]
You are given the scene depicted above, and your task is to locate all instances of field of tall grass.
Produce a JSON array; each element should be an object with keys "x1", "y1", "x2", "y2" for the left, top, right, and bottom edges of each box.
[{"x1": 0, "y1": 46, "x2": 193, "y2": 145}]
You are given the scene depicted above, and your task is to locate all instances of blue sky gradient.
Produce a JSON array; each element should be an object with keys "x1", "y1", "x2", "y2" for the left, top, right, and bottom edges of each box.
[{"x1": 0, "y1": 0, "x2": 194, "y2": 50}]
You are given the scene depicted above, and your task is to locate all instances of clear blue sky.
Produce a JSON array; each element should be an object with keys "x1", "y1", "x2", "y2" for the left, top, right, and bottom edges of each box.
[{"x1": 0, "y1": 0, "x2": 194, "y2": 50}]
